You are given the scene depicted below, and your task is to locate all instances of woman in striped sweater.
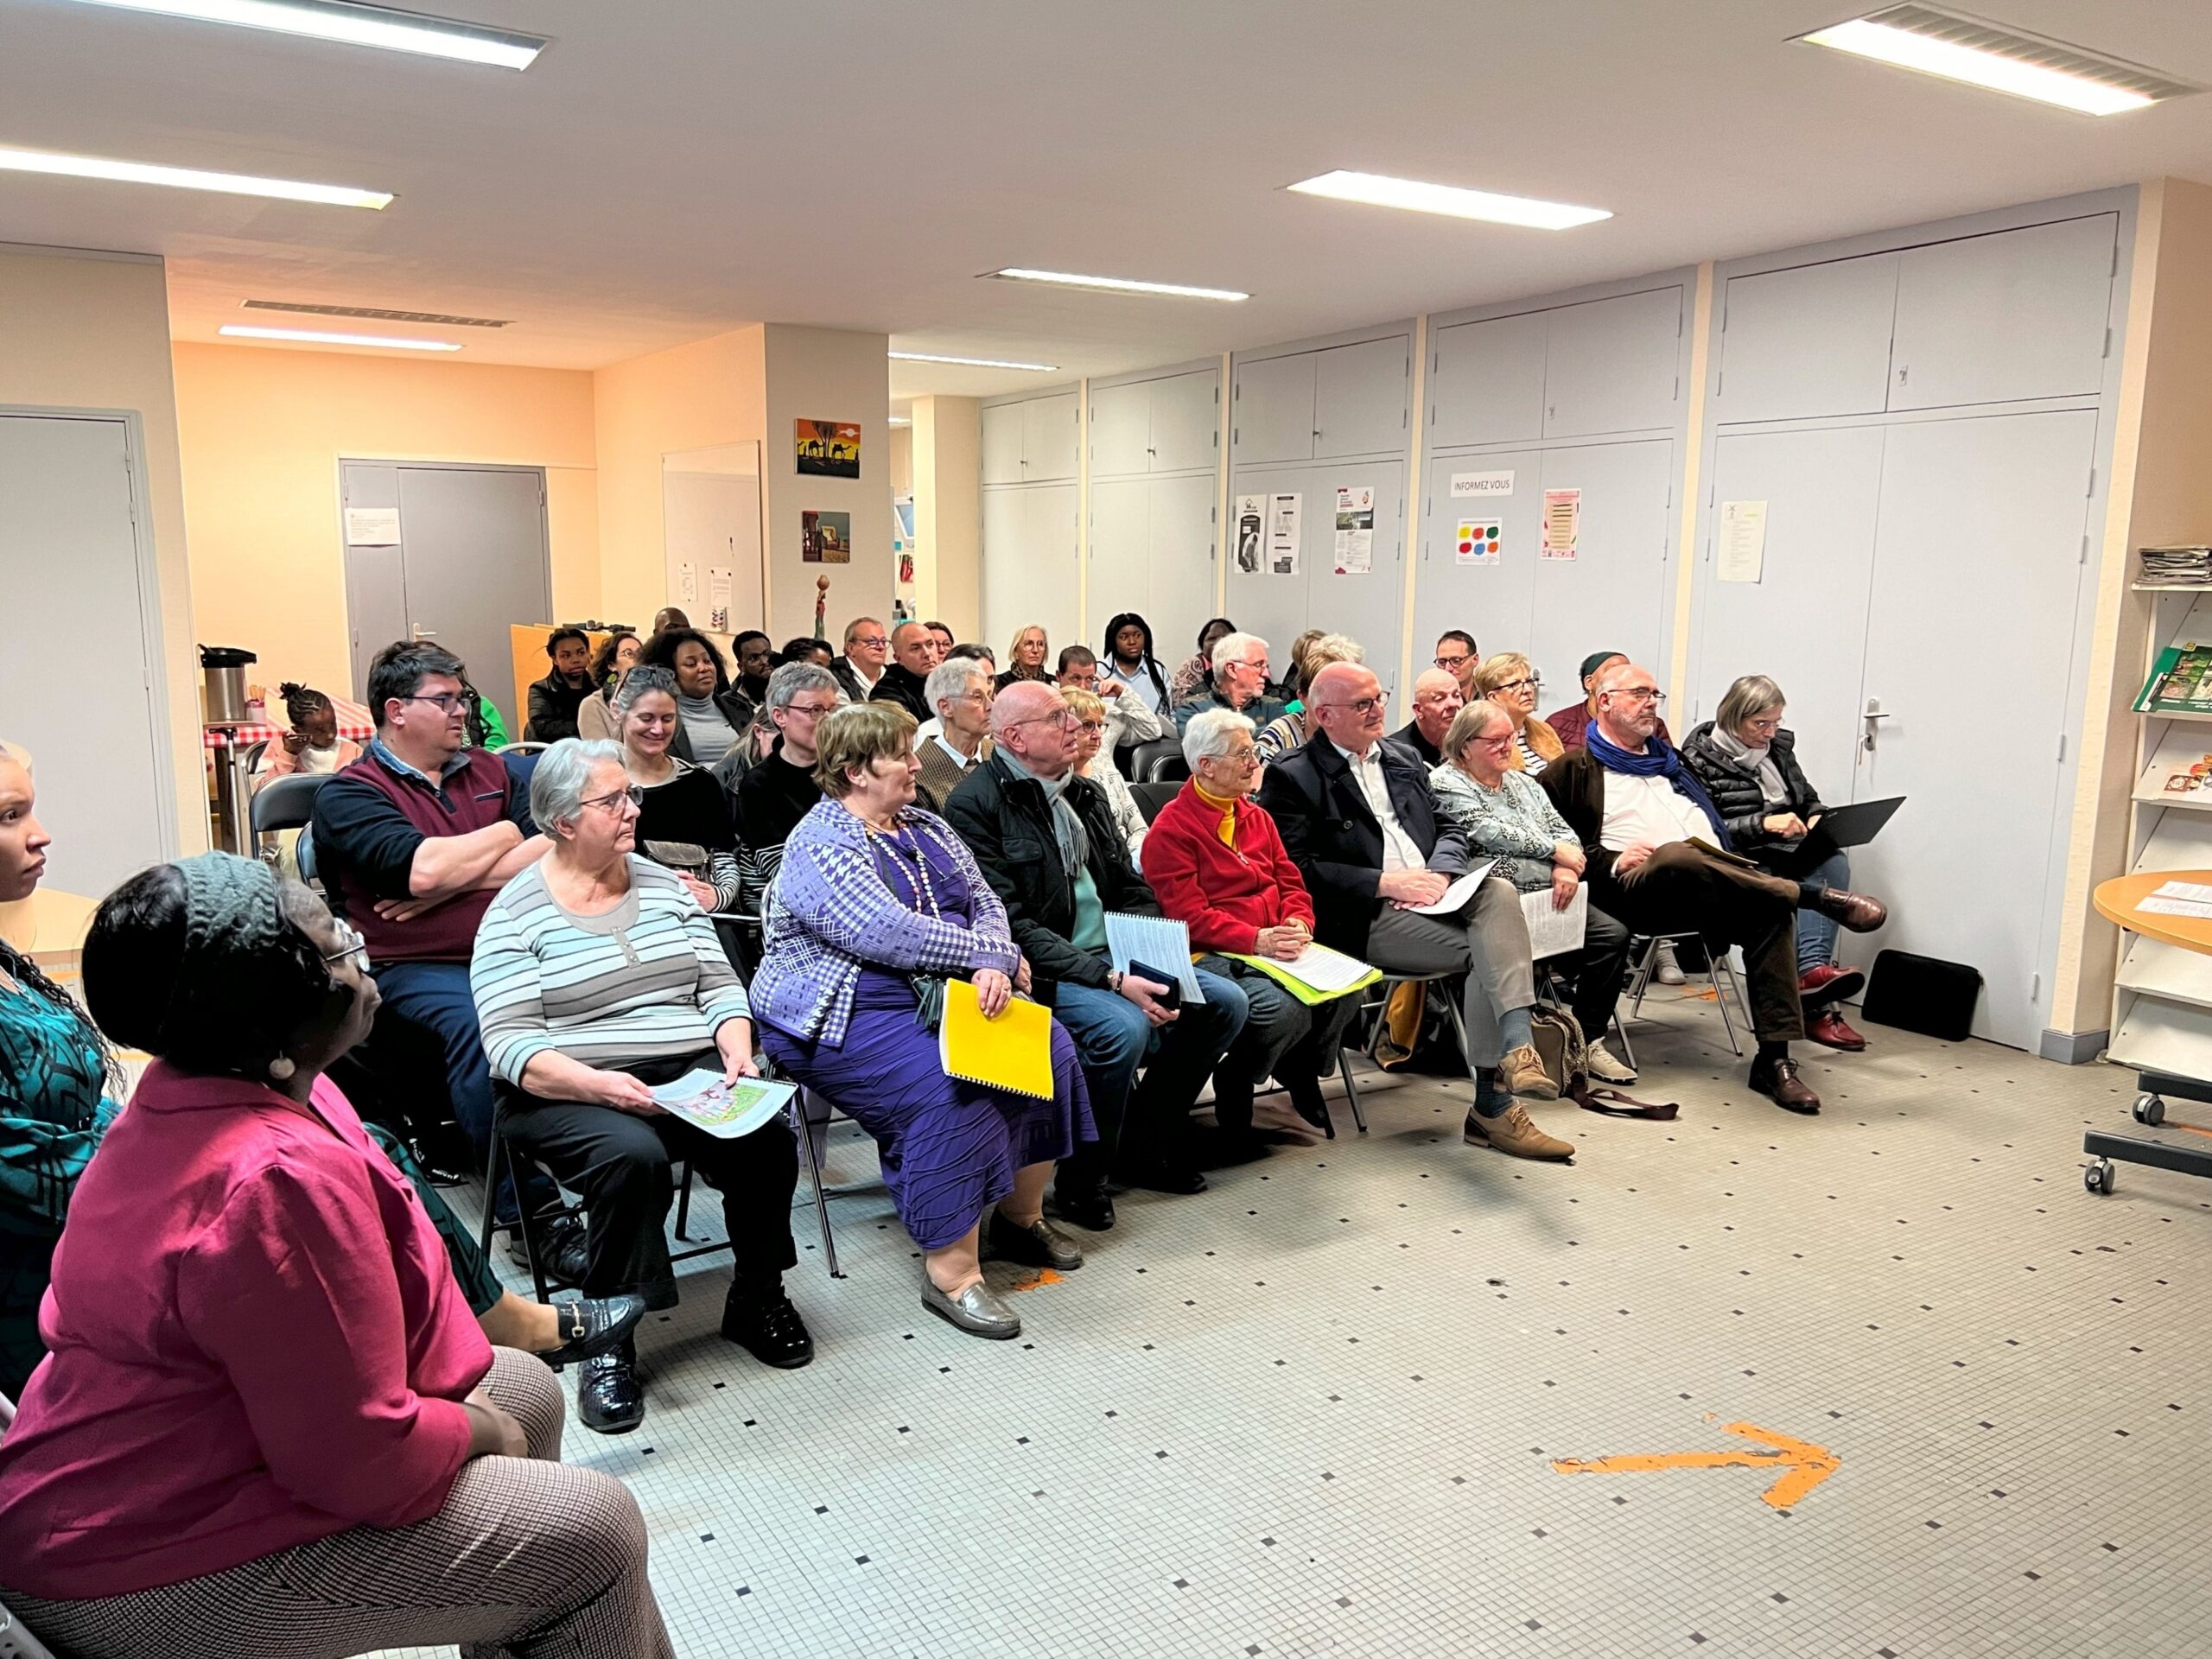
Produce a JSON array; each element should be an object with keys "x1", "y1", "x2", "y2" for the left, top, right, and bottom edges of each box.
[{"x1": 471, "y1": 740, "x2": 808, "y2": 1436}]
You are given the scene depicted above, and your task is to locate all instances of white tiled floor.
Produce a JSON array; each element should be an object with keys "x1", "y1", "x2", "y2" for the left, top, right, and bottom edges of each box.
[{"x1": 385, "y1": 990, "x2": 2212, "y2": 1658}]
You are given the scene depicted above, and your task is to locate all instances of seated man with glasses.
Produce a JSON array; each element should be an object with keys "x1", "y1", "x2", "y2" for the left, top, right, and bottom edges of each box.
[
  {"x1": 1433, "y1": 630, "x2": 1480, "y2": 700},
  {"x1": 1537, "y1": 663, "x2": 1887, "y2": 1115},
  {"x1": 1257, "y1": 663, "x2": 1574, "y2": 1162},
  {"x1": 830, "y1": 615, "x2": 892, "y2": 704},
  {"x1": 944, "y1": 682, "x2": 1249, "y2": 1222},
  {"x1": 1171, "y1": 631, "x2": 1288, "y2": 735},
  {"x1": 309, "y1": 640, "x2": 556, "y2": 1233},
  {"x1": 1057, "y1": 644, "x2": 1166, "y2": 756}
]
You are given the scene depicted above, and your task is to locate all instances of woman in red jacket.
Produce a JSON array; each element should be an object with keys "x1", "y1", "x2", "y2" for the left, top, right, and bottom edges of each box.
[{"x1": 1143, "y1": 709, "x2": 1361, "y2": 1154}]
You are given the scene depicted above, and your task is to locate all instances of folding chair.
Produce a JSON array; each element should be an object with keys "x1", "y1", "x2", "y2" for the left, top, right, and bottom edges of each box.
[
  {"x1": 1129, "y1": 737, "x2": 1188, "y2": 782},
  {"x1": 1623, "y1": 931, "x2": 1748, "y2": 1057},
  {"x1": 1330, "y1": 970, "x2": 1475, "y2": 1136},
  {"x1": 0, "y1": 1599, "x2": 57, "y2": 1659},
  {"x1": 1129, "y1": 780, "x2": 1181, "y2": 824}
]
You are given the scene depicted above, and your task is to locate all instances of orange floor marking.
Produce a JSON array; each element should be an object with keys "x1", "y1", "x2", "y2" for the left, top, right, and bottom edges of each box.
[
  {"x1": 1551, "y1": 1421, "x2": 1840, "y2": 1510},
  {"x1": 1006, "y1": 1269, "x2": 1065, "y2": 1294}
]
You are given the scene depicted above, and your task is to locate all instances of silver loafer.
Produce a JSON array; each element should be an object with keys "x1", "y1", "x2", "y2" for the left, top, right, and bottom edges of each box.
[{"x1": 921, "y1": 1277, "x2": 1021, "y2": 1339}]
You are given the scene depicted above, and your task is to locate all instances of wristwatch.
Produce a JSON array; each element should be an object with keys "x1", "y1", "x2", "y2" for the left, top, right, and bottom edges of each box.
[{"x1": 1108, "y1": 969, "x2": 1125, "y2": 993}]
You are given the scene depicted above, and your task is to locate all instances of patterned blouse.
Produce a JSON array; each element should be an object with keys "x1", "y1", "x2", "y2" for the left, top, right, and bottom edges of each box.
[{"x1": 1427, "y1": 761, "x2": 1577, "y2": 893}]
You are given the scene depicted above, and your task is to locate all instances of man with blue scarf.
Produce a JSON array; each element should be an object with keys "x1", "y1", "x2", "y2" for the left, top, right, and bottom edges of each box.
[{"x1": 1539, "y1": 663, "x2": 1886, "y2": 1115}]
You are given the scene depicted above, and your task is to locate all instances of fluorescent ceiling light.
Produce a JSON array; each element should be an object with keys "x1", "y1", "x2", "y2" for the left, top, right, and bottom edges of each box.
[
  {"x1": 1286, "y1": 169, "x2": 1610, "y2": 230},
  {"x1": 890, "y1": 351, "x2": 1060, "y2": 372},
  {"x1": 60, "y1": 0, "x2": 545, "y2": 69},
  {"x1": 0, "y1": 145, "x2": 391, "y2": 207},
  {"x1": 1797, "y1": 9, "x2": 2187, "y2": 116},
  {"x1": 221, "y1": 323, "x2": 458, "y2": 350},
  {"x1": 887, "y1": 417, "x2": 912, "y2": 426},
  {"x1": 990, "y1": 268, "x2": 1249, "y2": 302}
]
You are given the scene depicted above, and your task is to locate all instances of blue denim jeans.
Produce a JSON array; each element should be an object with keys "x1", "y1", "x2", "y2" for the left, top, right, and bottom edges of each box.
[
  {"x1": 1052, "y1": 963, "x2": 1247, "y2": 1182},
  {"x1": 1793, "y1": 849, "x2": 1852, "y2": 970}
]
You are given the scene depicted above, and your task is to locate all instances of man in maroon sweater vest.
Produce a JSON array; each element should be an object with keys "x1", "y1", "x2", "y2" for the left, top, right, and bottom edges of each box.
[{"x1": 312, "y1": 642, "x2": 550, "y2": 1223}]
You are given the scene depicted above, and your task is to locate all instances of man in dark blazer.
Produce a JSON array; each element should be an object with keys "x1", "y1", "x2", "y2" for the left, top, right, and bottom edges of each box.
[
  {"x1": 868, "y1": 620, "x2": 939, "y2": 723},
  {"x1": 1390, "y1": 667, "x2": 1464, "y2": 768},
  {"x1": 1257, "y1": 663, "x2": 1573, "y2": 1161},
  {"x1": 945, "y1": 682, "x2": 1247, "y2": 1222}
]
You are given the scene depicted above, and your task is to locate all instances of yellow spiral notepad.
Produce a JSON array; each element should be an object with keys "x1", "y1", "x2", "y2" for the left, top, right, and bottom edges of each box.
[{"x1": 939, "y1": 979, "x2": 1056, "y2": 1100}]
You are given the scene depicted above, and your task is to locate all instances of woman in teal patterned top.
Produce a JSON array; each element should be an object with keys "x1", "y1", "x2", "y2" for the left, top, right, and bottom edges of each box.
[{"x1": 0, "y1": 747, "x2": 645, "y2": 1400}]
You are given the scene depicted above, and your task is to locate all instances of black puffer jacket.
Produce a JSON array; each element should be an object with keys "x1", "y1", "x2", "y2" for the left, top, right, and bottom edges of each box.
[{"x1": 1679, "y1": 721, "x2": 1823, "y2": 850}]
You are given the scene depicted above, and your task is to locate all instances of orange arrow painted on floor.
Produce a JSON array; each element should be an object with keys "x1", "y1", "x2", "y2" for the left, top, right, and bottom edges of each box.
[{"x1": 1551, "y1": 1422, "x2": 1840, "y2": 1510}]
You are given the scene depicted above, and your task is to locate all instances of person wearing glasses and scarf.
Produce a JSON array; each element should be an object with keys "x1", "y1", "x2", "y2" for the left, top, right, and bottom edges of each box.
[{"x1": 1538, "y1": 662, "x2": 1889, "y2": 1116}]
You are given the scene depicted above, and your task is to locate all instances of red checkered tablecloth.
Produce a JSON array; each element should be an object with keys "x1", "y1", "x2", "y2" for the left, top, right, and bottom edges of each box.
[{"x1": 203, "y1": 696, "x2": 375, "y2": 752}]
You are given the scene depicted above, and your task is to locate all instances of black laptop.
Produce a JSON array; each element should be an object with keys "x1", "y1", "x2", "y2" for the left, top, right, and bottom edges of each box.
[{"x1": 1754, "y1": 795, "x2": 1904, "y2": 876}]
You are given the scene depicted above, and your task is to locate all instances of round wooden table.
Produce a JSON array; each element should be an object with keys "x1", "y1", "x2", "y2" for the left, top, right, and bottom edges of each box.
[{"x1": 2084, "y1": 869, "x2": 2212, "y2": 1194}]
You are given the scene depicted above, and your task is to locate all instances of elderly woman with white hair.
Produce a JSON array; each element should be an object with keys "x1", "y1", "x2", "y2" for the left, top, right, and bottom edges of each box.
[
  {"x1": 1171, "y1": 629, "x2": 1289, "y2": 735},
  {"x1": 471, "y1": 738, "x2": 810, "y2": 1436},
  {"x1": 1681, "y1": 674, "x2": 1871, "y2": 1052},
  {"x1": 914, "y1": 653, "x2": 993, "y2": 812},
  {"x1": 1143, "y1": 708, "x2": 1359, "y2": 1152}
]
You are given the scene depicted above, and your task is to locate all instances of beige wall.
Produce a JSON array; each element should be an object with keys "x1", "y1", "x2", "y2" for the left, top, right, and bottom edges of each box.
[
  {"x1": 912, "y1": 395, "x2": 981, "y2": 639},
  {"x1": 590, "y1": 326, "x2": 766, "y2": 627},
  {"x1": 172, "y1": 343, "x2": 601, "y2": 700},
  {"x1": 762, "y1": 325, "x2": 892, "y2": 644},
  {"x1": 2052, "y1": 177, "x2": 2212, "y2": 1037},
  {"x1": 889, "y1": 424, "x2": 913, "y2": 498},
  {"x1": 0, "y1": 245, "x2": 204, "y2": 855}
]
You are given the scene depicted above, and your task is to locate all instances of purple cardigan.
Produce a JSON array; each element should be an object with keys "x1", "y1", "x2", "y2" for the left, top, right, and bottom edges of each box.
[{"x1": 749, "y1": 798, "x2": 1020, "y2": 1046}]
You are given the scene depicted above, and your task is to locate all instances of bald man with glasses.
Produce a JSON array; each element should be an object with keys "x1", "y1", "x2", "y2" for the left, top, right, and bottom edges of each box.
[{"x1": 1538, "y1": 663, "x2": 1887, "y2": 1116}]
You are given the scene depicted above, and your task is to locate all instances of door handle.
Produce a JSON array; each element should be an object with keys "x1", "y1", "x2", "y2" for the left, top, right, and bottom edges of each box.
[
  {"x1": 1860, "y1": 702, "x2": 1889, "y2": 754},
  {"x1": 412, "y1": 626, "x2": 438, "y2": 639}
]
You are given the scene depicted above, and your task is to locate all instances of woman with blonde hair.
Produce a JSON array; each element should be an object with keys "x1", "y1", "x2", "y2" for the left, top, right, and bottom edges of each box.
[
  {"x1": 1060, "y1": 685, "x2": 1147, "y2": 863},
  {"x1": 995, "y1": 625, "x2": 1051, "y2": 691},
  {"x1": 1471, "y1": 652, "x2": 1564, "y2": 776}
]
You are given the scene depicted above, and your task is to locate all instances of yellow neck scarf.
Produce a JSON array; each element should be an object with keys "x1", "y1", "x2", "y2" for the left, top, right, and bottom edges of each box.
[{"x1": 1192, "y1": 779, "x2": 1238, "y2": 847}]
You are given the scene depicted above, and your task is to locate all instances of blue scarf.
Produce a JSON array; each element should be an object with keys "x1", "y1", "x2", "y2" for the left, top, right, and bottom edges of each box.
[{"x1": 1586, "y1": 728, "x2": 1732, "y2": 849}]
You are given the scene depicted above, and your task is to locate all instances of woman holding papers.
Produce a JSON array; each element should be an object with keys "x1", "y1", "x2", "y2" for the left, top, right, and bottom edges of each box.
[
  {"x1": 472, "y1": 740, "x2": 810, "y2": 1436},
  {"x1": 752, "y1": 703, "x2": 1096, "y2": 1343},
  {"x1": 1681, "y1": 675, "x2": 1867, "y2": 1052},
  {"x1": 1431, "y1": 701, "x2": 1637, "y2": 1084},
  {"x1": 1144, "y1": 709, "x2": 1362, "y2": 1154}
]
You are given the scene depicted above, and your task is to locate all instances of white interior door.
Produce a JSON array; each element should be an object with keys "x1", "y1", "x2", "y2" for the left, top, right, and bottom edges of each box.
[
  {"x1": 1850, "y1": 409, "x2": 2098, "y2": 1047},
  {"x1": 1231, "y1": 353, "x2": 1318, "y2": 465},
  {"x1": 1689, "y1": 426, "x2": 1885, "y2": 791},
  {"x1": 1147, "y1": 370, "x2": 1218, "y2": 474},
  {"x1": 1146, "y1": 473, "x2": 1219, "y2": 656},
  {"x1": 0, "y1": 413, "x2": 172, "y2": 894},
  {"x1": 1085, "y1": 478, "x2": 1150, "y2": 629},
  {"x1": 1087, "y1": 383, "x2": 1152, "y2": 478}
]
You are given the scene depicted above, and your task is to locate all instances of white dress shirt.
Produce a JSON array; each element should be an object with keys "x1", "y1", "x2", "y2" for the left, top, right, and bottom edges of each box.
[
  {"x1": 1106, "y1": 658, "x2": 1170, "y2": 718},
  {"x1": 1599, "y1": 770, "x2": 1709, "y2": 853},
  {"x1": 1331, "y1": 737, "x2": 1428, "y2": 873}
]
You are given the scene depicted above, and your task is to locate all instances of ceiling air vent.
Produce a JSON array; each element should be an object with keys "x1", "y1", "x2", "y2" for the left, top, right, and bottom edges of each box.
[
  {"x1": 1800, "y1": 5, "x2": 2197, "y2": 112},
  {"x1": 242, "y1": 300, "x2": 513, "y2": 328}
]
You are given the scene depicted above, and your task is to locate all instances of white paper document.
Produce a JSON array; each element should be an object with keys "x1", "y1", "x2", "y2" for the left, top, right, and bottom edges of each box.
[
  {"x1": 1522, "y1": 883, "x2": 1589, "y2": 960},
  {"x1": 1267, "y1": 493, "x2": 1301, "y2": 575},
  {"x1": 1333, "y1": 485, "x2": 1376, "y2": 574},
  {"x1": 645, "y1": 1070, "x2": 797, "y2": 1139},
  {"x1": 1716, "y1": 499, "x2": 1768, "y2": 583},
  {"x1": 2134, "y1": 896, "x2": 2212, "y2": 919},
  {"x1": 344, "y1": 506, "x2": 401, "y2": 546},
  {"x1": 1260, "y1": 943, "x2": 1376, "y2": 993},
  {"x1": 1407, "y1": 860, "x2": 1499, "y2": 916},
  {"x1": 2153, "y1": 879, "x2": 2212, "y2": 904},
  {"x1": 1105, "y1": 912, "x2": 1206, "y2": 1002}
]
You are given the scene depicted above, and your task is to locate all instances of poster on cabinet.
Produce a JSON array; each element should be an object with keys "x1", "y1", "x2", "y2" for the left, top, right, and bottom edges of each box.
[
  {"x1": 1541, "y1": 488, "x2": 1580, "y2": 561},
  {"x1": 1236, "y1": 494, "x2": 1265, "y2": 574},
  {"x1": 1333, "y1": 485, "x2": 1375, "y2": 575},
  {"x1": 1267, "y1": 493, "x2": 1301, "y2": 576}
]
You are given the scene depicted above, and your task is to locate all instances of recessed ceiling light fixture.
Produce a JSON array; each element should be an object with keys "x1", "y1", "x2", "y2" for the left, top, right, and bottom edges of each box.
[
  {"x1": 60, "y1": 0, "x2": 546, "y2": 69},
  {"x1": 1286, "y1": 169, "x2": 1610, "y2": 230},
  {"x1": 889, "y1": 351, "x2": 1060, "y2": 372},
  {"x1": 988, "y1": 268, "x2": 1249, "y2": 302},
  {"x1": 1796, "y1": 6, "x2": 2193, "y2": 116},
  {"x1": 0, "y1": 145, "x2": 391, "y2": 207},
  {"x1": 220, "y1": 323, "x2": 458, "y2": 350}
]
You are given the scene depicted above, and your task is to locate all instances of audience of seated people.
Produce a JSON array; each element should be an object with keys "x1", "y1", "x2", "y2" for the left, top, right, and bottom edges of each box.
[
  {"x1": 830, "y1": 616, "x2": 892, "y2": 703},
  {"x1": 639, "y1": 626, "x2": 750, "y2": 766},
  {"x1": 1058, "y1": 686, "x2": 1148, "y2": 864},
  {"x1": 753, "y1": 704, "x2": 1095, "y2": 1340},
  {"x1": 1538, "y1": 661, "x2": 1887, "y2": 1113},
  {"x1": 1681, "y1": 673, "x2": 1869, "y2": 1052},
  {"x1": 472, "y1": 741, "x2": 810, "y2": 1434},
  {"x1": 869, "y1": 620, "x2": 944, "y2": 722},
  {"x1": 1391, "y1": 666, "x2": 1464, "y2": 766},
  {"x1": 995, "y1": 624, "x2": 1052, "y2": 691},
  {"x1": 1058, "y1": 643, "x2": 1167, "y2": 755},
  {"x1": 612, "y1": 665, "x2": 743, "y2": 913},
  {"x1": 1173, "y1": 629, "x2": 1289, "y2": 735},
  {"x1": 944, "y1": 681, "x2": 1247, "y2": 1217},
  {"x1": 733, "y1": 662, "x2": 841, "y2": 914},
  {"x1": 1169, "y1": 616, "x2": 1237, "y2": 706},
  {"x1": 1255, "y1": 632, "x2": 1362, "y2": 762},
  {"x1": 1471, "y1": 652, "x2": 1565, "y2": 776},
  {"x1": 1259, "y1": 663, "x2": 1574, "y2": 1161},
  {"x1": 1428, "y1": 700, "x2": 1636, "y2": 1083},
  {"x1": 1144, "y1": 709, "x2": 1362, "y2": 1154},
  {"x1": 576, "y1": 627, "x2": 644, "y2": 741},
  {"x1": 0, "y1": 851, "x2": 678, "y2": 1656},
  {"x1": 524, "y1": 625, "x2": 595, "y2": 743},
  {"x1": 1433, "y1": 629, "x2": 1479, "y2": 700},
  {"x1": 1100, "y1": 611, "x2": 1175, "y2": 721},
  {"x1": 914, "y1": 656, "x2": 994, "y2": 811}
]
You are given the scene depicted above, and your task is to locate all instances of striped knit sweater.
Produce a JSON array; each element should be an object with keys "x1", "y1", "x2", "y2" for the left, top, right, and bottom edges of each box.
[{"x1": 471, "y1": 855, "x2": 750, "y2": 1086}]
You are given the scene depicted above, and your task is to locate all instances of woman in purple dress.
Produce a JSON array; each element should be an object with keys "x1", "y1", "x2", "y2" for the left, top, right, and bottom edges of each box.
[{"x1": 751, "y1": 703, "x2": 1095, "y2": 1341}]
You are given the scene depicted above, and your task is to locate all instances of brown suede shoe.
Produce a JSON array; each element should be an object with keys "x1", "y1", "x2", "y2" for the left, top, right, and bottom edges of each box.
[
  {"x1": 1810, "y1": 887, "x2": 1888, "y2": 934},
  {"x1": 1749, "y1": 1054, "x2": 1821, "y2": 1114},
  {"x1": 1499, "y1": 1044, "x2": 1560, "y2": 1101},
  {"x1": 1464, "y1": 1103, "x2": 1575, "y2": 1160}
]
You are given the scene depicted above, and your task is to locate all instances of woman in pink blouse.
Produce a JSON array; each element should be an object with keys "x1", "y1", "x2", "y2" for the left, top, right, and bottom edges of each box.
[{"x1": 0, "y1": 853, "x2": 673, "y2": 1659}]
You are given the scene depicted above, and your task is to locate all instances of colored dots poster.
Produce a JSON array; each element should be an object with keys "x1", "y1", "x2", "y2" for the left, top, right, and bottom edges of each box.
[{"x1": 1455, "y1": 518, "x2": 1501, "y2": 565}]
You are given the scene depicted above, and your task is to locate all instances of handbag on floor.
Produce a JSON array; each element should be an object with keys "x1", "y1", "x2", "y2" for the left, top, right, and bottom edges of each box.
[
  {"x1": 1532, "y1": 1004, "x2": 1680, "y2": 1120},
  {"x1": 1861, "y1": 950, "x2": 1983, "y2": 1041}
]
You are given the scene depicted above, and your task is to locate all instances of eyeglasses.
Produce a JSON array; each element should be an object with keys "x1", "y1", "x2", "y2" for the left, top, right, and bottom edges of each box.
[
  {"x1": 1077, "y1": 720, "x2": 1106, "y2": 734},
  {"x1": 1433, "y1": 653, "x2": 1471, "y2": 670},
  {"x1": 1492, "y1": 676, "x2": 1541, "y2": 696},
  {"x1": 1003, "y1": 710, "x2": 1080, "y2": 732},
  {"x1": 853, "y1": 636, "x2": 889, "y2": 651},
  {"x1": 404, "y1": 692, "x2": 467, "y2": 714},
  {"x1": 1220, "y1": 747, "x2": 1260, "y2": 767},
  {"x1": 1745, "y1": 715, "x2": 1783, "y2": 734},
  {"x1": 784, "y1": 702, "x2": 842, "y2": 718},
  {"x1": 1322, "y1": 696, "x2": 1386, "y2": 716},
  {"x1": 580, "y1": 784, "x2": 645, "y2": 813},
  {"x1": 1606, "y1": 686, "x2": 1666, "y2": 704},
  {"x1": 322, "y1": 920, "x2": 370, "y2": 971}
]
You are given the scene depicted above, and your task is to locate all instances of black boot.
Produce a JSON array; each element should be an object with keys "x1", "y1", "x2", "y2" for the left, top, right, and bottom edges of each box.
[
  {"x1": 722, "y1": 1279, "x2": 814, "y2": 1370},
  {"x1": 576, "y1": 1341, "x2": 645, "y2": 1435}
]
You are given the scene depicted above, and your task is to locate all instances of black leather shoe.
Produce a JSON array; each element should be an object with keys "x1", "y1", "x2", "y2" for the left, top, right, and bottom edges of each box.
[
  {"x1": 722, "y1": 1283, "x2": 815, "y2": 1369},
  {"x1": 1116, "y1": 1159, "x2": 1207, "y2": 1196},
  {"x1": 539, "y1": 1294, "x2": 648, "y2": 1369},
  {"x1": 1050, "y1": 1185, "x2": 1116, "y2": 1231},
  {"x1": 512, "y1": 1212, "x2": 590, "y2": 1288},
  {"x1": 985, "y1": 1209, "x2": 1084, "y2": 1270},
  {"x1": 1748, "y1": 1054, "x2": 1822, "y2": 1115},
  {"x1": 576, "y1": 1349, "x2": 645, "y2": 1435}
]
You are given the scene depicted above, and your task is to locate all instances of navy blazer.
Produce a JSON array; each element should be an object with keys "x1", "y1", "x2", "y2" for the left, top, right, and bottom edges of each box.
[{"x1": 1255, "y1": 734, "x2": 1469, "y2": 957}]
